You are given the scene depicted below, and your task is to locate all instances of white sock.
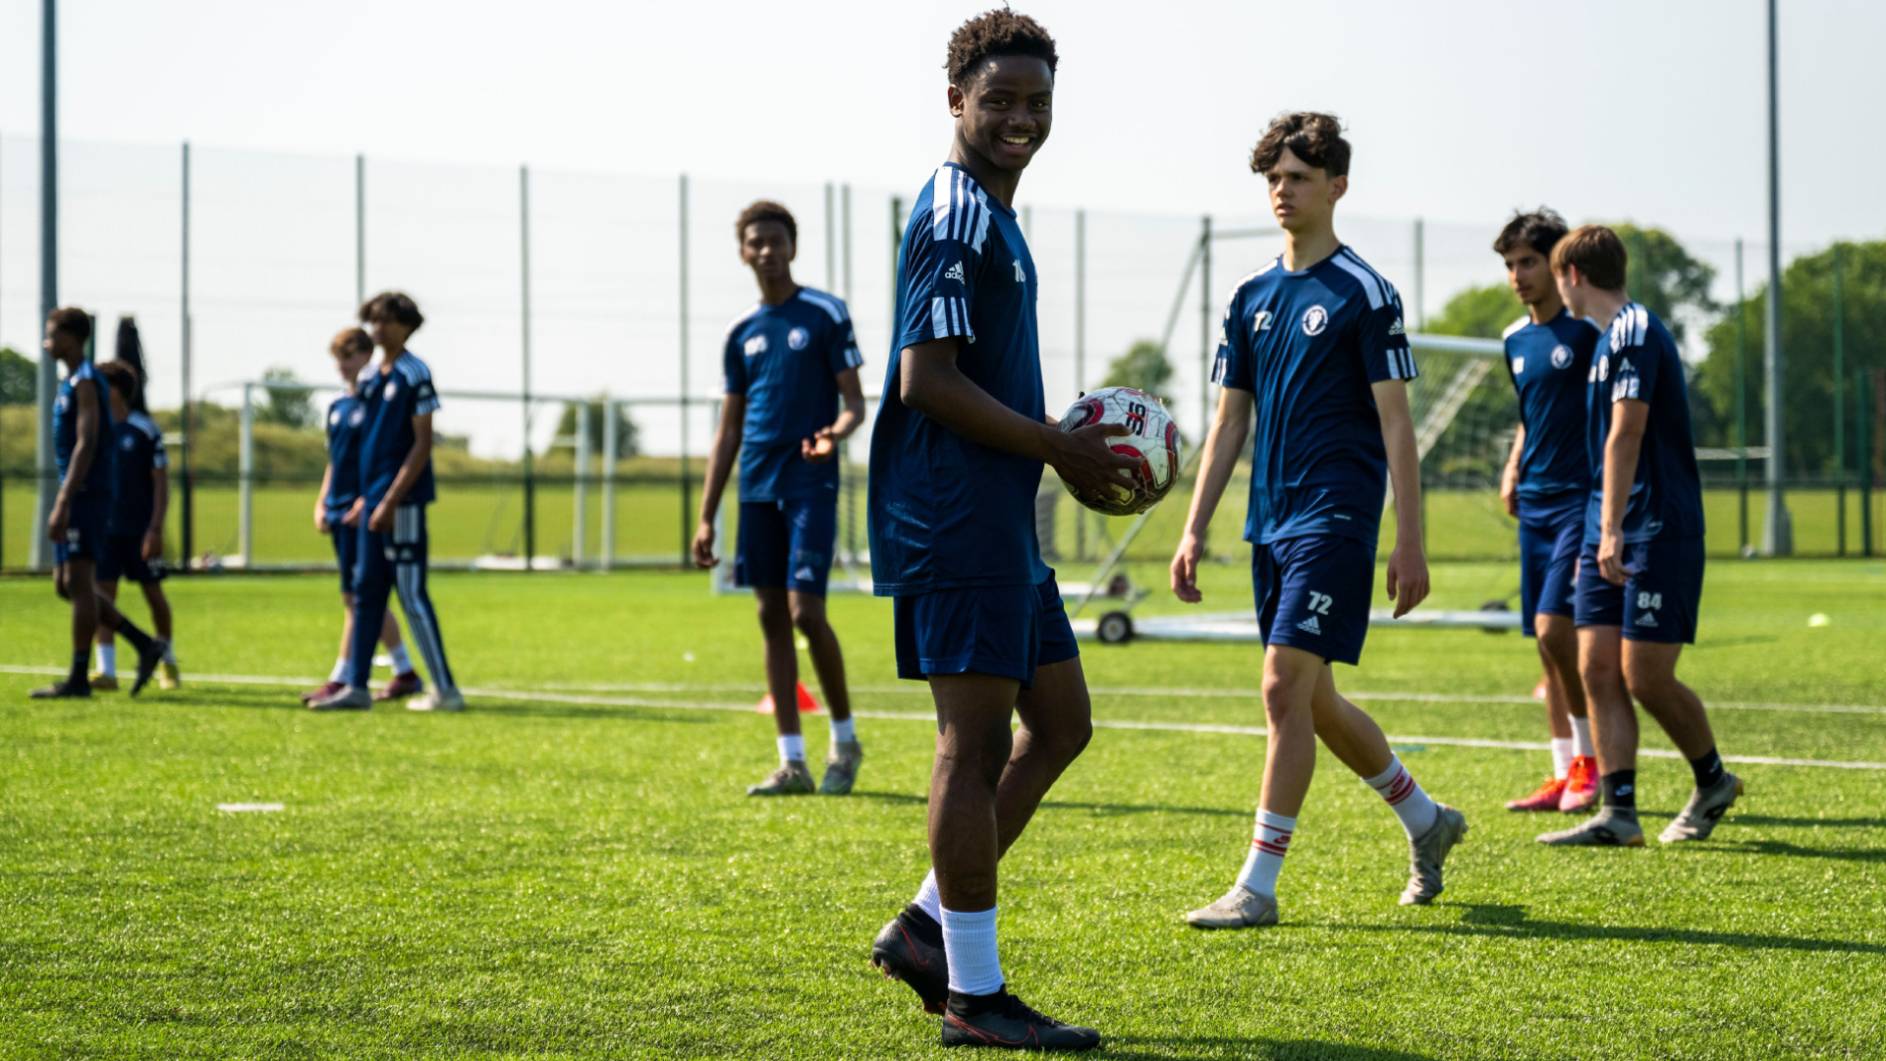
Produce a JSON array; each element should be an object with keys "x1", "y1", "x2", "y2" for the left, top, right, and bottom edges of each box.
[
  {"x1": 778, "y1": 734, "x2": 806, "y2": 764},
  {"x1": 1363, "y1": 754, "x2": 1441, "y2": 839},
  {"x1": 389, "y1": 643, "x2": 413, "y2": 674},
  {"x1": 329, "y1": 656, "x2": 349, "y2": 683},
  {"x1": 913, "y1": 870, "x2": 942, "y2": 921},
  {"x1": 940, "y1": 906, "x2": 1004, "y2": 996},
  {"x1": 1550, "y1": 738, "x2": 1575, "y2": 780},
  {"x1": 96, "y1": 643, "x2": 117, "y2": 677},
  {"x1": 830, "y1": 716, "x2": 857, "y2": 744},
  {"x1": 1570, "y1": 716, "x2": 1594, "y2": 758},
  {"x1": 1235, "y1": 808, "x2": 1296, "y2": 899}
]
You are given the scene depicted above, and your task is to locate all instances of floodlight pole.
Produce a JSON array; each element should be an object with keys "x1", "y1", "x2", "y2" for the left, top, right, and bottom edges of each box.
[
  {"x1": 31, "y1": 0, "x2": 58, "y2": 571},
  {"x1": 1762, "y1": 0, "x2": 1791, "y2": 555}
]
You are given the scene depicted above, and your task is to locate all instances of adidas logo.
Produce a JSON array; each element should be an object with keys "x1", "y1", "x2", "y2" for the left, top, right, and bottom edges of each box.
[
  {"x1": 1388, "y1": 318, "x2": 1406, "y2": 336},
  {"x1": 944, "y1": 261, "x2": 966, "y2": 285},
  {"x1": 1635, "y1": 612, "x2": 1657, "y2": 628},
  {"x1": 1296, "y1": 615, "x2": 1322, "y2": 635}
]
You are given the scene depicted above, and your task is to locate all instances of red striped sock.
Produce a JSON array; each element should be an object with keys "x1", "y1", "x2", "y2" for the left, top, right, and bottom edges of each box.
[
  {"x1": 1235, "y1": 808, "x2": 1296, "y2": 898},
  {"x1": 1363, "y1": 755, "x2": 1440, "y2": 839}
]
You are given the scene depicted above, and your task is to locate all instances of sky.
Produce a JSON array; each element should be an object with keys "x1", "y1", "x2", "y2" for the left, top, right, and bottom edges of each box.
[{"x1": 1, "y1": 0, "x2": 1881, "y2": 462}]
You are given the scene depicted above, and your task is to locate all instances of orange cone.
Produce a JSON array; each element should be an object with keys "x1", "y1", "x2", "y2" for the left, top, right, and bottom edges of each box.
[{"x1": 756, "y1": 682, "x2": 821, "y2": 714}]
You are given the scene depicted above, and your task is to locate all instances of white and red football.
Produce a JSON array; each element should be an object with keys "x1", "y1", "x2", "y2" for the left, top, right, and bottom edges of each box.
[{"x1": 1057, "y1": 386, "x2": 1183, "y2": 516}]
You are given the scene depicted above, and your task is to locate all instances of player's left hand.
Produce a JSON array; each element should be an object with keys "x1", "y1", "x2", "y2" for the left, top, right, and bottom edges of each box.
[
  {"x1": 1597, "y1": 529, "x2": 1626, "y2": 585},
  {"x1": 47, "y1": 498, "x2": 69, "y2": 540},
  {"x1": 368, "y1": 503, "x2": 394, "y2": 534},
  {"x1": 141, "y1": 528, "x2": 163, "y2": 562},
  {"x1": 341, "y1": 498, "x2": 365, "y2": 528},
  {"x1": 1385, "y1": 543, "x2": 1429, "y2": 619},
  {"x1": 801, "y1": 429, "x2": 838, "y2": 463}
]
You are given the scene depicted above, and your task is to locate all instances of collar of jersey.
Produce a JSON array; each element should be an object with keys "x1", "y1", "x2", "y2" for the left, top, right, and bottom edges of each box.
[
  {"x1": 1272, "y1": 244, "x2": 1347, "y2": 278},
  {"x1": 938, "y1": 161, "x2": 1017, "y2": 220}
]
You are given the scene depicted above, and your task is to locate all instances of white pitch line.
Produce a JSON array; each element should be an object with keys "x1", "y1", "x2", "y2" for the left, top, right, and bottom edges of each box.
[{"x1": 5, "y1": 664, "x2": 1885, "y2": 772}]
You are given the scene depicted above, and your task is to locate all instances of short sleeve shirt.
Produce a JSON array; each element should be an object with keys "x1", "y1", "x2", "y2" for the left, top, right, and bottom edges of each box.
[
  {"x1": 721, "y1": 286, "x2": 864, "y2": 502},
  {"x1": 867, "y1": 163, "x2": 1047, "y2": 595},
  {"x1": 1213, "y1": 246, "x2": 1416, "y2": 546}
]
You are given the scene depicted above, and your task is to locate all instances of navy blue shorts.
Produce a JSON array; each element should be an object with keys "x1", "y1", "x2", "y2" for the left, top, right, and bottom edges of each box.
[
  {"x1": 1518, "y1": 509, "x2": 1582, "y2": 637},
  {"x1": 893, "y1": 575, "x2": 1079, "y2": 686},
  {"x1": 51, "y1": 497, "x2": 109, "y2": 567},
  {"x1": 736, "y1": 497, "x2": 837, "y2": 597},
  {"x1": 1254, "y1": 535, "x2": 1376, "y2": 666},
  {"x1": 97, "y1": 533, "x2": 162, "y2": 584},
  {"x1": 1573, "y1": 536, "x2": 1705, "y2": 644},
  {"x1": 331, "y1": 522, "x2": 360, "y2": 595}
]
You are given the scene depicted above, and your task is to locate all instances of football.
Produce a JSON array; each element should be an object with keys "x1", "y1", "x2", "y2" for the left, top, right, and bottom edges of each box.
[{"x1": 1057, "y1": 386, "x2": 1183, "y2": 516}]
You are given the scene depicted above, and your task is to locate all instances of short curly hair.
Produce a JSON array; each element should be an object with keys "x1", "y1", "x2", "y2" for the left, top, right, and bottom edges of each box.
[
  {"x1": 1249, "y1": 112, "x2": 1351, "y2": 178},
  {"x1": 735, "y1": 200, "x2": 796, "y2": 244},
  {"x1": 945, "y1": 8, "x2": 1058, "y2": 86},
  {"x1": 359, "y1": 290, "x2": 424, "y2": 331},
  {"x1": 47, "y1": 306, "x2": 92, "y2": 344}
]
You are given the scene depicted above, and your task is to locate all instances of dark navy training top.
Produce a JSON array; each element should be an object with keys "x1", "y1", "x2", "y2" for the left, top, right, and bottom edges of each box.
[
  {"x1": 1213, "y1": 246, "x2": 1417, "y2": 547},
  {"x1": 1583, "y1": 302, "x2": 1705, "y2": 545},
  {"x1": 357, "y1": 351, "x2": 440, "y2": 508},
  {"x1": 869, "y1": 163, "x2": 1047, "y2": 595},
  {"x1": 722, "y1": 286, "x2": 864, "y2": 503},
  {"x1": 1503, "y1": 309, "x2": 1599, "y2": 524}
]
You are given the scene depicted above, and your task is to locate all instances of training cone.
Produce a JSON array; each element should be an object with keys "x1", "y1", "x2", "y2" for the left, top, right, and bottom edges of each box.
[{"x1": 756, "y1": 682, "x2": 821, "y2": 714}]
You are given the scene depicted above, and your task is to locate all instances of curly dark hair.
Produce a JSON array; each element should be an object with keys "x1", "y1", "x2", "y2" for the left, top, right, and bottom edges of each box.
[
  {"x1": 1249, "y1": 112, "x2": 1351, "y2": 177},
  {"x1": 734, "y1": 200, "x2": 796, "y2": 244},
  {"x1": 1493, "y1": 207, "x2": 1570, "y2": 258},
  {"x1": 945, "y1": 8, "x2": 1058, "y2": 86},
  {"x1": 47, "y1": 306, "x2": 92, "y2": 344},
  {"x1": 359, "y1": 290, "x2": 424, "y2": 331}
]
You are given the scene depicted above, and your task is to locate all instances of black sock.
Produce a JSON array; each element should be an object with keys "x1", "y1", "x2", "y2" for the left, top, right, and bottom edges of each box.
[
  {"x1": 1689, "y1": 748, "x2": 1725, "y2": 790},
  {"x1": 902, "y1": 903, "x2": 943, "y2": 946},
  {"x1": 1600, "y1": 769, "x2": 1637, "y2": 814},
  {"x1": 112, "y1": 618, "x2": 156, "y2": 657},
  {"x1": 68, "y1": 649, "x2": 90, "y2": 687}
]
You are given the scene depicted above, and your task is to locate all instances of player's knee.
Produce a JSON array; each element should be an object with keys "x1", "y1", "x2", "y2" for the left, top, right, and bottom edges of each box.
[
  {"x1": 789, "y1": 601, "x2": 826, "y2": 636},
  {"x1": 1261, "y1": 673, "x2": 1311, "y2": 725},
  {"x1": 755, "y1": 595, "x2": 791, "y2": 634},
  {"x1": 1622, "y1": 656, "x2": 1674, "y2": 704},
  {"x1": 1579, "y1": 651, "x2": 1621, "y2": 692}
]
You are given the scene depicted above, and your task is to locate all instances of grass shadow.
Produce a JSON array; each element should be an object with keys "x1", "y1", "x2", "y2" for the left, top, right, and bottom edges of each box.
[
  {"x1": 1732, "y1": 813, "x2": 1886, "y2": 829},
  {"x1": 1680, "y1": 838, "x2": 1886, "y2": 864},
  {"x1": 1097, "y1": 1037, "x2": 1437, "y2": 1060},
  {"x1": 1358, "y1": 903, "x2": 1886, "y2": 955},
  {"x1": 846, "y1": 790, "x2": 1248, "y2": 819}
]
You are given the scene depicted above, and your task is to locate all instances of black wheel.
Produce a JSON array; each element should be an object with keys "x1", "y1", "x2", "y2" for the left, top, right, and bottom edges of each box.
[
  {"x1": 1479, "y1": 598, "x2": 1512, "y2": 634},
  {"x1": 1097, "y1": 611, "x2": 1134, "y2": 645}
]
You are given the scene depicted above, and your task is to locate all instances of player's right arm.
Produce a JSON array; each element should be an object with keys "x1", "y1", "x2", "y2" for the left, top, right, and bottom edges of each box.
[
  {"x1": 1170, "y1": 385, "x2": 1251, "y2": 603},
  {"x1": 694, "y1": 329, "x2": 749, "y2": 569},
  {"x1": 50, "y1": 378, "x2": 100, "y2": 539},
  {"x1": 898, "y1": 340, "x2": 1133, "y2": 495},
  {"x1": 1500, "y1": 423, "x2": 1525, "y2": 518},
  {"x1": 314, "y1": 463, "x2": 334, "y2": 533}
]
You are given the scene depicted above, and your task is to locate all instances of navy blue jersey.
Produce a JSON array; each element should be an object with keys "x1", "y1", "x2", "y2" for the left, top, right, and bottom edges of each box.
[
  {"x1": 1503, "y1": 310, "x2": 1599, "y2": 521},
  {"x1": 1213, "y1": 247, "x2": 1417, "y2": 546},
  {"x1": 53, "y1": 361, "x2": 114, "y2": 499},
  {"x1": 108, "y1": 412, "x2": 168, "y2": 535},
  {"x1": 324, "y1": 393, "x2": 369, "y2": 515},
  {"x1": 722, "y1": 286, "x2": 864, "y2": 502},
  {"x1": 1584, "y1": 303, "x2": 1705, "y2": 544},
  {"x1": 868, "y1": 163, "x2": 1047, "y2": 595},
  {"x1": 357, "y1": 351, "x2": 440, "y2": 508}
]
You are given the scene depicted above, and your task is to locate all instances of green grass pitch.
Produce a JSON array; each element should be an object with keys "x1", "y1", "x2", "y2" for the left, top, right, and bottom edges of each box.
[{"x1": 3, "y1": 559, "x2": 1884, "y2": 1058}]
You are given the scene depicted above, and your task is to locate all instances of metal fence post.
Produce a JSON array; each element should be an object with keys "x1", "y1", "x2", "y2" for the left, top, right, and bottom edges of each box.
[
  {"x1": 520, "y1": 164, "x2": 536, "y2": 571},
  {"x1": 679, "y1": 173, "x2": 693, "y2": 569},
  {"x1": 1075, "y1": 209, "x2": 1090, "y2": 559},
  {"x1": 1734, "y1": 239, "x2": 1748, "y2": 553},
  {"x1": 239, "y1": 382, "x2": 254, "y2": 565},
  {"x1": 180, "y1": 140, "x2": 195, "y2": 570},
  {"x1": 1413, "y1": 217, "x2": 1426, "y2": 330},
  {"x1": 1199, "y1": 215, "x2": 1212, "y2": 442},
  {"x1": 574, "y1": 399, "x2": 590, "y2": 567},
  {"x1": 1833, "y1": 243, "x2": 1846, "y2": 555},
  {"x1": 601, "y1": 398, "x2": 617, "y2": 570},
  {"x1": 31, "y1": 0, "x2": 57, "y2": 573},
  {"x1": 354, "y1": 153, "x2": 365, "y2": 307}
]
